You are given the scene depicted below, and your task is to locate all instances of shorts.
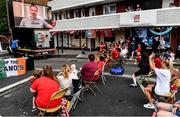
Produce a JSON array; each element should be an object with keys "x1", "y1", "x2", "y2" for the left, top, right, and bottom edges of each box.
[
  {"x1": 134, "y1": 70, "x2": 149, "y2": 77},
  {"x1": 151, "y1": 85, "x2": 155, "y2": 94}
]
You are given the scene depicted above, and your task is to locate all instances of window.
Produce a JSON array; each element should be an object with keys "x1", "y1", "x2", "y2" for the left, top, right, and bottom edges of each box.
[
  {"x1": 82, "y1": 31, "x2": 86, "y2": 39},
  {"x1": 103, "y1": 4, "x2": 116, "y2": 14},
  {"x1": 67, "y1": 11, "x2": 70, "y2": 19},
  {"x1": 58, "y1": 12, "x2": 61, "y2": 20},
  {"x1": 75, "y1": 32, "x2": 79, "y2": 39},
  {"x1": 62, "y1": 11, "x2": 67, "y2": 19},
  {"x1": 81, "y1": 9, "x2": 85, "y2": 17},
  {"x1": 89, "y1": 7, "x2": 96, "y2": 16},
  {"x1": 54, "y1": 13, "x2": 58, "y2": 20},
  {"x1": 74, "y1": 10, "x2": 80, "y2": 18}
]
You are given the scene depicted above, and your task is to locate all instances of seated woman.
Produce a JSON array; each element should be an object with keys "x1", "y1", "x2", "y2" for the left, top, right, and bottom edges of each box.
[
  {"x1": 156, "y1": 101, "x2": 180, "y2": 117},
  {"x1": 130, "y1": 52, "x2": 150, "y2": 87},
  {"x1": 57, "y1": 64, "x2": 77, "y2": 96},
  {"x1": 30, "y1": 65, "x2": 61, "y2": 109},
  {"x1": 143, "y1": 54, "x2": 172, "y2": 109}
]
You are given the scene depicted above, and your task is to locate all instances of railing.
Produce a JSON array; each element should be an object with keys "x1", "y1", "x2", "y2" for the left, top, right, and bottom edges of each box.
[
  {"x1": 51, "y1": 7, "x2": 180, "y2": 31},
  {"x1": 52, "y1": 14, "x2": 120, "y2": 31}
]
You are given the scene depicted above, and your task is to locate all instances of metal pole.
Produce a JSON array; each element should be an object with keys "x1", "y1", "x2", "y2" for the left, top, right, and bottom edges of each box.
[
  {"x1": 56, "y1": 33, "x2": 59, "y2": 55},
  {"x1": 61, "y1": 32, "x2": 64, "y2": 54},
  {"x1": 6, "y1": 0, "x2": 11, "y2": 33}
]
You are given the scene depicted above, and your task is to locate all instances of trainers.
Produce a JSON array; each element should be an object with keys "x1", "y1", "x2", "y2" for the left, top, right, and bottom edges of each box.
[
  {"x1": 129, "y1": 84, "x2": 138, "y2": 87},
  {"x1": 31, "y1": 107, "x2": 37, "y2": 112},
  {"x1": 143, "y1": 103, "x2": 155, "y2": 109}
]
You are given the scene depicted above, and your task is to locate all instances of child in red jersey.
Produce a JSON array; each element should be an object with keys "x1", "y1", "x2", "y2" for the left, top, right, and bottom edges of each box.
[{"x1": 136, "y1": 43, "x2": 142, "y2": 63}]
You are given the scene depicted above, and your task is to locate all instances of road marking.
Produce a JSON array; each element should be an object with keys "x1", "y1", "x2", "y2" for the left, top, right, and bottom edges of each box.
[
  {"x1": 0, "y1": 78, "x2": 29, "y2": 93},
  {"x1": 0, "y1": 68, "x2": 156, "y2": 94}
]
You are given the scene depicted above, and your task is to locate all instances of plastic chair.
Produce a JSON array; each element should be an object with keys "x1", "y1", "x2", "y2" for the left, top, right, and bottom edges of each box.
[
  {"x1": 81, "y1": 69, "x2": 101, "y2": 99},
  {"x1": 38, "y1": 88, "x2": 68, "y2": 116}
]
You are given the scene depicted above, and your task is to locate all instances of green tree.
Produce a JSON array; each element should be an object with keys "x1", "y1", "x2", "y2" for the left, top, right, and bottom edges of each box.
[{"x1": 0, "y1": 0, "x2": 9, "y2": 33}]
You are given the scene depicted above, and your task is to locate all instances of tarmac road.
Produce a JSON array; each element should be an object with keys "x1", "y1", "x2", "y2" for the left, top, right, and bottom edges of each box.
[
  {"x1": 0, "y1": 56, "x2": 180, "y2": 116},
  {"x1": 0, "y1": 74, "x2": 153, "y2": 116}
]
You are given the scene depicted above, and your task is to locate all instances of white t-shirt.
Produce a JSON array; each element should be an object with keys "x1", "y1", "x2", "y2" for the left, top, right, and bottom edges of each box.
[
  {"x1": 154, "y1": 68, "x2": 171, "y2": 95},
  {"x1": 57, "y1": 74, "x2": 74, "y2": 95},
  {"x1": 121, "y1": 48, "x2": 128, "y2": 56},
  {"x1": 71, "y1": 69, "x2": 78, "y2": 75}
]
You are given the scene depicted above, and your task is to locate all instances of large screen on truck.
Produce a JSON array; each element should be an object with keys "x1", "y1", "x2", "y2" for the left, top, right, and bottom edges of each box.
[{"x1": 12, "y1": 0, "x2": 52, "y2": 29}]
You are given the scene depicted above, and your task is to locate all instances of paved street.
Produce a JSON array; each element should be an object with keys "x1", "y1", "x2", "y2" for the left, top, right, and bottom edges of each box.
[
  {"x1": 0, "y1": 75, "x2": 153, "y2": 116},
  {"x1": 0, "y1": 55, "x2": 180, "y2": 116}
]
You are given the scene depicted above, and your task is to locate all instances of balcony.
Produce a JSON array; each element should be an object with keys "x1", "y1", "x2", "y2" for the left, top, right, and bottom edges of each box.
[
  {"x1": 51, "y1": 7, "x2": 180, "y2": 31},
  {"x1": 52, "y1": 14, "x2": 120, "y2": 31},
  {"x1": 48, "y1": 0, "x2": 121, "y2": 11}
]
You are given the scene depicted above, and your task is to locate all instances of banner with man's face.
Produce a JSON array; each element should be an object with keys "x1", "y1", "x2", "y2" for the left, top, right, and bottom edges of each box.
[{"x1": 12, "y1": 1, "x2": 52, "y2": 29}]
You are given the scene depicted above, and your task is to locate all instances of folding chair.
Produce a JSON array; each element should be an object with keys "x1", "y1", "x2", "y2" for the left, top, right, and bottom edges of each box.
[
  {"x1": 68, "y1": 87, "x2": 83, "y2": 111},
  {"x1": 81, "y1": 69, "x2": 101, "y2": 100},
  {"x1": 154, "y1": 79, "x2": 180, "y2": 104},
  {"x1": 37, "y1": 88, "x2": 68, "y2": 116},
  {"x1": 139, "y1": 71, "x2": 155, "y2": 84},
  {"x1": 68, "y1": 77, "x2": 83, "y2": 111},
  {"x1": 100, "y1": 61, "x2": 107, "y2": 85}
]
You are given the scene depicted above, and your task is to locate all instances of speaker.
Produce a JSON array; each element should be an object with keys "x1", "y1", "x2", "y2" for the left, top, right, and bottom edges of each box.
[{"x1": 26, "y1": 57, "x2": 35, "y2": 71}]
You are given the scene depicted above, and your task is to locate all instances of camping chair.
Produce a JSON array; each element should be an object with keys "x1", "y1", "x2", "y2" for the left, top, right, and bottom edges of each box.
[
  {"x1": 38, "y1": 88, "x2": 68, "y2": 116},
  {"x1": 81, "y1": 69, "x2": 101, "y2": 100},
  {"x1": 68, "y1": 87, "x2": 83, "y2": 111},
  {"x1": 139, "y1": 71, "x2": 155, "y2": 84},
  {"x1": 100, "y1": 61, "x2": 107, "y2": 85},
  {"x1": 154, "y1": 79, "x2": 180, "y2": 104},
  {"x1": 68, "y1": 76, "x2": 83, "y2": 111}
]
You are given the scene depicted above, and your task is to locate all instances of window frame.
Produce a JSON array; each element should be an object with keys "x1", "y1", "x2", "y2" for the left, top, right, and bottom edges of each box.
[{"x1": 103, "y1": 4, "x2": 116, "y2": 15}]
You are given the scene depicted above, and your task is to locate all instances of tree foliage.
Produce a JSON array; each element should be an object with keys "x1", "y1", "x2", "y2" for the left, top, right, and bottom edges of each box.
[
  {"x1": 25, "y1": 0, "x2": 48, "y2": 6},
  {"x1": 0, "y1": 0, "x2": 9, "y2": 33}
]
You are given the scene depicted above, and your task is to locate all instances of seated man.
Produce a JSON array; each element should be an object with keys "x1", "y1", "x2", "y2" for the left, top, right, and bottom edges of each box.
[
  {"x1": 81, "y1": 54, "x2": 98, "y2": 81},
  {"x1": 143, "y1": 54, "x2": 172, "y2": 109}
]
